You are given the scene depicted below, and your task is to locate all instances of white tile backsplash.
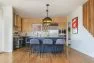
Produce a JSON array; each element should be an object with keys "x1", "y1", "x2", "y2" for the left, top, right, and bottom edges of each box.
[{"x1": 27, "y1": 30, "x2": 59, "y2": 37}]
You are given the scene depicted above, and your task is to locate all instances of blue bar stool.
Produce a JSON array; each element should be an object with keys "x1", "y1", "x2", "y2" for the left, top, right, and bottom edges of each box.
[
  {"x1": 42, "y1": 39, "x2": 53, "y2": 53},
  {"x1": 55, "y1": 39, "x2": 65, "y2": 53},
  {"x1": 30, "y1": 39, "x2": 40, "y2": 54}
]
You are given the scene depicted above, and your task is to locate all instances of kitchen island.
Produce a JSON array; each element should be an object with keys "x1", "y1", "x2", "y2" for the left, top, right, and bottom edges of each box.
[{"x1": 26, "y1": 37, "x2": 65, "y2": 53}]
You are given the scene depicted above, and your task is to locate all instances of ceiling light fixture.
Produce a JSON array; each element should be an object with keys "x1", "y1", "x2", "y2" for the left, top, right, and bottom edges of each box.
[{"x1": 43, "y1": 4, "x2": 52, "y2": 25}]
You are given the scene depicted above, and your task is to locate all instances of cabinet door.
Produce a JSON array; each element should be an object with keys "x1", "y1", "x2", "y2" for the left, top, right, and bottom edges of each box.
[
  {"x1": 88, "y1": 0, "x2": 91, "y2": 32},
  {"x1": 16, "y1": 15, "x2": 21, "y2": 32},
  {"x1": 83, "y1": 2, "x2": 88, "y2": 29},
  {"x1": 89, "y1": 0, "x2": 94, "y2": 36},
  {"x1": 87, "y1": 1, "x2": 91, "y2": 32},
  {"x1": 83, "y1": 0, "x2": 94, "y2": 37}
]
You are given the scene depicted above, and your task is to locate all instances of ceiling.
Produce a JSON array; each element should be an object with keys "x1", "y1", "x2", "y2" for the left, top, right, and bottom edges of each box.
[{"x1": 0, "y1": 0, "x2": 87, "y2": 18}]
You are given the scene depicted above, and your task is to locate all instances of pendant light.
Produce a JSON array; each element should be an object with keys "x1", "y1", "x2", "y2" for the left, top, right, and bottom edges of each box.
[{"x1": 43, "y1": 4, "x2": 52, "y2": 25}]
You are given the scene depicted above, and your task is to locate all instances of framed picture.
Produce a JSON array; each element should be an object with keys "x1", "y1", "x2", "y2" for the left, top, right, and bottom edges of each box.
[
  {"x1": 32, "y1": 24, "x2": 42, "y2": 31},
  {"x1": 72, "y1": 17, "x2": 78, "y2": 34}
]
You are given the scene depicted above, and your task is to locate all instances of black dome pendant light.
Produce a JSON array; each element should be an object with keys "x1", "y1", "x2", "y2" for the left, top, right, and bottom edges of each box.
[{"x1": 43, "y1": 4, "x2": 52, "y2": 25}]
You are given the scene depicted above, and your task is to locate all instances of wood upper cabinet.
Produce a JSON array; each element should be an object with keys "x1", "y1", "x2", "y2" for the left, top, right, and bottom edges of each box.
[
  {"x1": 89, "y1": 0, "x2": 94, "y2": 36},
  {"x1": 83, "y1": 0, "x2": 94, "y2": 37},
  {"x1": 14, "y1": 14, "x2": 22, "y2": 32},
  {"x1": 83, "y1": 2, "x2": 88, "y2": 29},
  {"x1": 83, "y1": 1, "x2": 91, "y2": 31},
  {"x1": 16, "y1": 15, "x2": 21, "y2": 31}
]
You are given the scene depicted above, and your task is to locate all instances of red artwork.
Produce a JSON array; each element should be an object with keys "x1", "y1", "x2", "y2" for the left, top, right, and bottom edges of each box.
[{"x1": 72, "y1": 17, "x2": 78, "y2": 34}]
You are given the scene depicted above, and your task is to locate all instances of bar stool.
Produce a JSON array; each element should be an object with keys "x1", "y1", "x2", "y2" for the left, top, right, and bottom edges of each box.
[
  {"x1": 55, "y1": 39, "x2": 65, "y2": 53},
  {"x1": 42, "y1": 39, "x2": 53, "y2": 53},
  {"x1": 30, "y1": 39, "x2": 40, "y2": 54}
]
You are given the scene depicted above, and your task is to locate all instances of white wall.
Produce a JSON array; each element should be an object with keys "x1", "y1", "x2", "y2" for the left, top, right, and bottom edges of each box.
[
  {"x1": 68, "y1": 6, "x2": 94, "y2": 58},
  {"x1": 0, "y1": 8, "x2": 4, "y2": 52},
  {"x1": 3, "y1": 6, "x2": 13, "y2": 52},
  {"x1": 0, "y1": 6, "x2": 13, "y2": 52}
]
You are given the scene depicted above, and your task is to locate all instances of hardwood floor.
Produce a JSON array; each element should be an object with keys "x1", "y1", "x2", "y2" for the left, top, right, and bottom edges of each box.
[{"x1": 0, "y1": 47, "x2": 94, "y2": 63}]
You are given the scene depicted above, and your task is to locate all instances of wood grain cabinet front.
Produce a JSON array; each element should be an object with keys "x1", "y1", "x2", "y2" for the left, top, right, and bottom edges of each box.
[{"x1": 83, "y1": 0, "x2": 94, "y2": 37}]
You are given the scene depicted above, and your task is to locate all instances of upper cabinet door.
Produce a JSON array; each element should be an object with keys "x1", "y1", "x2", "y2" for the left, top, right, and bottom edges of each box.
[
  {"x1": 83, "y1": 0, "x2": 94, "y2": 37},
  {"x1": 83, "y1": 2, "x2": 90, "y2": 30},
  {"x1": 83, "y1": 2, "x2": 87, "y2": 29},
  {"x1": 89, "y1": 0, "x2": 94, "y2": 36}
]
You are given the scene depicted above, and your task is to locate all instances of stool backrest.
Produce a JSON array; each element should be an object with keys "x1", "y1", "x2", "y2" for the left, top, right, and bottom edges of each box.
[
  {"x1": 55, "y1": 39, "x2": 65, "y2": 44},
  {"x1": 43, "y1": 39, "x2": 53, "y2": 44},
  {"x1": 30, "y1": 39, "x2": 40, "y2": 44}
]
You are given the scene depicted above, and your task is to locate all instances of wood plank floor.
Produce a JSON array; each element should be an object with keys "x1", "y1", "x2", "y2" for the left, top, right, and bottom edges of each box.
[{"x1": 0, "y1": 47, "x2": 94, "y2": 63}]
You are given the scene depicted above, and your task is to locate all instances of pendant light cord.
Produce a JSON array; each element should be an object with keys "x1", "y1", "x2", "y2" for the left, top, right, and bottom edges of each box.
[{"x1": 46, "y1": 4, "x2": 49, "y2": 17}]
